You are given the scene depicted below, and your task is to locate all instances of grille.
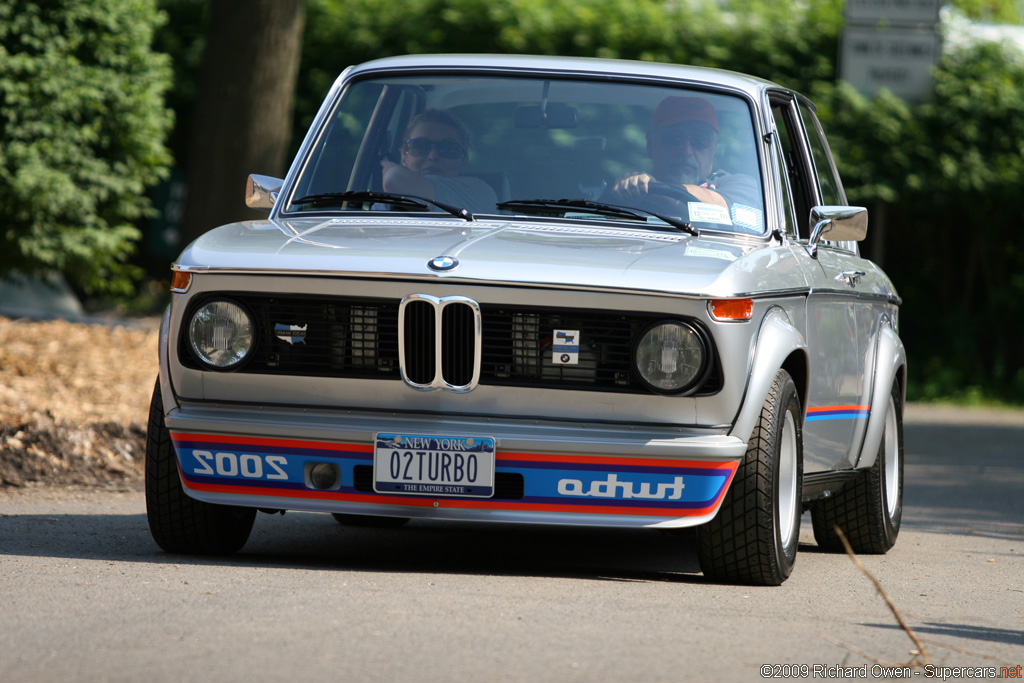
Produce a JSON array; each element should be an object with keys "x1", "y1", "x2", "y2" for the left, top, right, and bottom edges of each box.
[
  {"x1": 179, "y1": 295, "x2": 720, "y2": 395},
  {"x1": 480, "y1": 306, "x2": 636, "y2": 390},
  {"x1": 180, "y1": 295, "x2": 400, "y2": 379},
  {"x1": 400, "y1": 297, "x2": 479, "y2": 389}
]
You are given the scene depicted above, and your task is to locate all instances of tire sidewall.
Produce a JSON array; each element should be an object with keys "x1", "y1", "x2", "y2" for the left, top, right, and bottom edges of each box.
[
  {"x1": 877, "y1": 386, "x2": 904, "y2": 546},
  {"x1": 774, "y1": 376, "x2": 803, "y2": 576}
]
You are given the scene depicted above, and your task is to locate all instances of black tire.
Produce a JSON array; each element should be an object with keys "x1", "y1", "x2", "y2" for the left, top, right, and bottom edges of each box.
[
  {"x1": 697, "y1": 369, "x2": 803, "y2": 585},
  {"x1": 811, "y1": 381, "x2": 903, "y2": 554},
  {"x1": 145, "y1": 379, "x2": 256, "y2": 554},
  {"x1": 331, "y1": 513, "x2": 409, "y2": 528}
]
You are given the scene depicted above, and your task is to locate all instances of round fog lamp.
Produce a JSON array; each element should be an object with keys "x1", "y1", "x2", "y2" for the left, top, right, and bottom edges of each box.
[
  {"x1": 309, "y1": 463, "x2": 340, "y2": 490},
  {"x1": 635, "y1": 321, "x2": 707, "y2": 393},
  {"x1": 188, "y1": 300, "x2": 254, "y2": 369}
]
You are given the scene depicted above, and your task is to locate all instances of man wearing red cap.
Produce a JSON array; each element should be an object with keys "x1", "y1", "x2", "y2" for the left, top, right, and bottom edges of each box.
[{"x1": 608, "y1": 96, "x2": 758, "y2": 215}]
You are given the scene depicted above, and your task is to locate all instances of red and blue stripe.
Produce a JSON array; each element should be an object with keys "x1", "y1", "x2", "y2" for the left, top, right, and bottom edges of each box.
[
  {"x1": 169, "y1": 432, "x2": 737, "y2": 518},
  {"x1": 805, "y1": 404, "x2": 869, "y2": 422}
]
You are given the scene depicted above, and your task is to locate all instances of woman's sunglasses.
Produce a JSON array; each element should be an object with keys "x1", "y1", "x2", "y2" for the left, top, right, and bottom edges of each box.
[{"x1": 403, "y1": 137, "x2": 466, "y2": 159}]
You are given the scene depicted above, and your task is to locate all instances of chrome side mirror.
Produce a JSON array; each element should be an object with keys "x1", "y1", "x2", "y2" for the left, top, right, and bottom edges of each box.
[
  {"x1": 245, "y1": 174, "x2": 284, "y2": 211},
  {"x1": 807, "y1": 205, "x2": 868, "y2": 258}
]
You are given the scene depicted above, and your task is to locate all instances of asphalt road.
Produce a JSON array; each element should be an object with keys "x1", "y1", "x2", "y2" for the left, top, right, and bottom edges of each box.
[{"x1": 1, "y1": 404, "x2": 1022, "y2": 682}]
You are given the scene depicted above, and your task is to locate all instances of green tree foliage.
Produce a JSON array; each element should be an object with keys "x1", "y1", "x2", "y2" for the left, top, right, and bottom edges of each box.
[
  {"x1": 954, "y1": 0, "x2": 1023, "y2": 24},
  {"x1": 879, "y1": 42, "x2": 1024, "y2": 402},
  {"x1": 0, "y1": 0, "x2": 173, "y2": 295},
  {"x1": 296, "y1": 0, "x2": 844, "y2": 124}
]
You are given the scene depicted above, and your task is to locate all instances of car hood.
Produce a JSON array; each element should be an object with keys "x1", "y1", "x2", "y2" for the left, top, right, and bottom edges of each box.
[{"x1": 177, "y1": 216, "x2": 806, "y2": 297}]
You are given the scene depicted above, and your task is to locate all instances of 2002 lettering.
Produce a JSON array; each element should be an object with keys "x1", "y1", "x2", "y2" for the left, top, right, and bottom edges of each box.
[
  {"x1": 389, "y1": 450, "x2": 478, "y2": 483},
  {"x1": 191, "y1": 450, "x2": 288, "y2": 480}
]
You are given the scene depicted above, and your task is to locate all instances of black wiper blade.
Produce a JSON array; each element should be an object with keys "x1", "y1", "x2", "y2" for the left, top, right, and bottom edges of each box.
[
  {"x1": 499, "y1": 198, "x2": 643, "y2": 220},
  {"x1": 292, "y1": 191, "x2": 473, "y2": 221},
  {"x1": 497, "y1": 198, "x2": 697, "y2": 236}
]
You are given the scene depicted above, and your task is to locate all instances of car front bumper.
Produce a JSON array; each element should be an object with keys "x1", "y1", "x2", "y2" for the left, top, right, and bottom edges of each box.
[{"x1": 165, "y1": 401, "x2": 747, "y2": 529}]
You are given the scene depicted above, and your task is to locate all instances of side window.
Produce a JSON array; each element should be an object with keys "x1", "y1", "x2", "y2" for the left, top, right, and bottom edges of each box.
[
  {"x1": 798, "y1": 102, "x2": 845, "y2": 206},
  {"x1": 770, "y1": 97, "x2": 813, "y2": 237}
]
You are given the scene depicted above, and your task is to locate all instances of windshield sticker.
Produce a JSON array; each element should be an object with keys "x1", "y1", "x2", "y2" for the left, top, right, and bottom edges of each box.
[
  {"x1": 687, "y1": 202, "x2": 733, "y2": 225},
  {"x1": 684, "y1": 246, "x2": 739, "y2": 262},
  {"x1": 730, "y1": 204, "x2": 764, "y2": 233},
  {"x1": 552, "y1": 330, "x2": 580, "y2": 365}
]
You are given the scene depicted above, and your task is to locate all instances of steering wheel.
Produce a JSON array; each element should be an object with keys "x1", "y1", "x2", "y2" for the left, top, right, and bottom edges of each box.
[
  {"x1": 643, "y1": 181, "x2": 700, "y2": 221},
  {"x1": 648, "y1": 181, "x2": 700, "y2": 204}
]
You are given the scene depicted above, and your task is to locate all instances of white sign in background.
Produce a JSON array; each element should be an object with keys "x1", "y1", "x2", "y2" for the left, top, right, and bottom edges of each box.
[{"x1": 840, "y1": 26, "x2": 940, "y2": 101}]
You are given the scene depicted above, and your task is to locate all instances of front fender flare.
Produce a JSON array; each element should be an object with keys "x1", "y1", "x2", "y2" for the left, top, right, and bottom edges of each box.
[
  {"x1": 854, "y1": 322, "x2": 906, "y2": 469},
  {"x1": 730, "y1": 307, "x2": 808, "y2": 444},
  {"x1": 158, "y1": 306, "x2": 178, "y2": 414}
]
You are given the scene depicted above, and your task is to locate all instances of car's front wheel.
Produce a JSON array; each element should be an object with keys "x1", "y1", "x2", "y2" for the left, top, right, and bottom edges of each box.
[
  {"x1": 145, "y1": 380, "x2": 256, "y2": 554},
  {"x1": 696, "y1": 369, "x2": 803, "y2": 585},
  {"x1": 811, "y1": 380, "x2": 903, "y2": 553}
]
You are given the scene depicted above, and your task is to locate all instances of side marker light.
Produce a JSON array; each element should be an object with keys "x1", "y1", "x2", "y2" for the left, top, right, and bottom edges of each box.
[{"x1": 708, "y1": 298, "x2": 753, "y2": 321}]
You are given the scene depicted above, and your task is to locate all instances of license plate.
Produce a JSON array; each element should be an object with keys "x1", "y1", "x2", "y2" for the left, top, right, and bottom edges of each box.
[{"x1": 374, "y1": 433, "x2": 495, "y2": 498}]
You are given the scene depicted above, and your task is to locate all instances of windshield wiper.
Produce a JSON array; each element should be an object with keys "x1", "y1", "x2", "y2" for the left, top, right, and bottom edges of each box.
[
  {"x1": 292, "y1": 191, "x2": 474, "y2": 221},
  {"x1": 497, "y1": 198, "x2": 697, "y2": 236}
]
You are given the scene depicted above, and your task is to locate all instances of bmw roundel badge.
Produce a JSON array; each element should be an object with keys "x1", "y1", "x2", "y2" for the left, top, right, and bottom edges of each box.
[{"x1": 428, "y1": 255, "x2": 459, "y2": 271}]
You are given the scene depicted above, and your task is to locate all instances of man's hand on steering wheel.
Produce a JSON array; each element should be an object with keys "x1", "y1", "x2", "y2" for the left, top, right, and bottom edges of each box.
[{"x1": 610, "y1": 173, "x2": 700, "y2": 203}]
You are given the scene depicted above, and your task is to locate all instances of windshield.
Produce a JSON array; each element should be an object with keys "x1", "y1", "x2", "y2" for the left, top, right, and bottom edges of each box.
[{"x1": 285, "y1": 74, "x2": 766, "y2": 235}]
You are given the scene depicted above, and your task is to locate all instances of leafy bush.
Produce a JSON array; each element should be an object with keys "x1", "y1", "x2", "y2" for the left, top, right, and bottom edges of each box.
[{"x1": 0, "y1": 0, "x2": 173, "y2": 295}]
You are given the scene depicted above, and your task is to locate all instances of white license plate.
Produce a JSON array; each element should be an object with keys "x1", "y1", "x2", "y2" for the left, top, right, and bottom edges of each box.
[{"x1": 374, "y1": 433, "x2": 495, "y2": 498}]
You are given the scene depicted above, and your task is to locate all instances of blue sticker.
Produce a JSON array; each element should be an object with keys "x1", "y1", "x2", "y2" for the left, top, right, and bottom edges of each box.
[{"x1": 730, "y1": 204, "x2": 764, "y2": 233}]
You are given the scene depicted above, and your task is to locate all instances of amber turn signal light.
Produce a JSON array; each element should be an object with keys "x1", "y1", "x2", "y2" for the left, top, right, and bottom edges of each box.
[
  {"x1": 170, "y1": 270, "x2": 193, "y2": 293},
  {"x1": 708, "y1": 298, "x2": 753, "y2": 321}
]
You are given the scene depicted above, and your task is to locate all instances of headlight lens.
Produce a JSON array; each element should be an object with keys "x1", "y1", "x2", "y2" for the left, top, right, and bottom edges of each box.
[
  {"x1": 635, "y1": 321, "x2": 707, "y2": 393},
  {"x1": 188, "y1": 300, "x2": 254, "y2": 369}
]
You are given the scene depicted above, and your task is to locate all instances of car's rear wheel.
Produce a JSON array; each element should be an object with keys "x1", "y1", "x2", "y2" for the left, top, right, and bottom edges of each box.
[
  {"x1": 332, "y1": 514, "x2": 409, "y2": 528},
  {"x1": 811, "y1": 380, "x2": 903, "y2": 553},
  {"x1": 697, "y1": 369, "x2": 803, "y2": 585},
  {"x1": 146, "y1": 380, "x2": 256, "y2": 554}
]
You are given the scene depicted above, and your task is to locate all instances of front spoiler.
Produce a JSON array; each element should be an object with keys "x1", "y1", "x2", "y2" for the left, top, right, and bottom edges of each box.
[{"x1": 165, "y1": 402, "x2": 747, "y2": 529}]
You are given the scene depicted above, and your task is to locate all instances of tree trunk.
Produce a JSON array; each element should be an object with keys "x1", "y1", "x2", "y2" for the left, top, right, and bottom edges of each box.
[{"x1": 182, "y1": 0, "x2": 306, "y2": 242}]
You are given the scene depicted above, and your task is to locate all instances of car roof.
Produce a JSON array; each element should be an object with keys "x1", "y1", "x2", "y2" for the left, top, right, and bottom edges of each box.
[{"x1": 345, "y1": 54, "x2": 784, "y2": 100}]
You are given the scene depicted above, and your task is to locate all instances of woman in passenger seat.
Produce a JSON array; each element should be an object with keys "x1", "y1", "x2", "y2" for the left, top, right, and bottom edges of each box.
[{"x1": 381, "y1": 108, "x2": 497, "y2": 213}]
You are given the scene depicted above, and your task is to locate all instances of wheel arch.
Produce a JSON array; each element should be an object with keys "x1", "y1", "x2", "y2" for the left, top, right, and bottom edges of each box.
[
  {"x1": 729, "y1": 306, "x2": 808, "y2": 444},
  {"x1": 157, "y1": 305, "x2": 178, "y2": 415},
  {"x1": 854, "y1": 320, "x2": 906, "y2": 470}
]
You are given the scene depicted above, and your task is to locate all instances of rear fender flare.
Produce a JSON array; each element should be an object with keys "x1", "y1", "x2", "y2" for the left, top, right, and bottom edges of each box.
[{"x1": 854, "y1": 321, "x2": 906, "y2": 469}]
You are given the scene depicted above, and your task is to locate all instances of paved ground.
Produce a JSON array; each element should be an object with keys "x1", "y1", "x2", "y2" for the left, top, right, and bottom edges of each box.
[{"x1": 1, "y1": 405, "x2": 1022, "y2": 682}]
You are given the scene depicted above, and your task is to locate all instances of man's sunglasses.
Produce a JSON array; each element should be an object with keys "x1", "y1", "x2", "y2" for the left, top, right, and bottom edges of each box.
[
  {"x1": 654, "y1": 129, "x2": 716, "y2": 151},
  {"x1": 403, "y1": 137, "x2": 466, "y2": 159}
]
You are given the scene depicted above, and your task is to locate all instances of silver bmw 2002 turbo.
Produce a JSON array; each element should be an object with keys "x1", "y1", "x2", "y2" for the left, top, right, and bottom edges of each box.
[{"x1": 147, "y1": 54, "x2": 905, "y2": 585}]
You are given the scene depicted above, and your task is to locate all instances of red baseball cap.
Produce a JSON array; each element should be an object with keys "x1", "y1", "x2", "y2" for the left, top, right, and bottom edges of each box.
[{"x1": 650, "y1": 96, "x2": 718, "y2": 132}]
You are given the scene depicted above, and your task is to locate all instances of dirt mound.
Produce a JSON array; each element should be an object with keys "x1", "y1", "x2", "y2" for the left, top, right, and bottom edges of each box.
[{"x1": 0, "y1": 316, "x2": 159, "y2": 488}]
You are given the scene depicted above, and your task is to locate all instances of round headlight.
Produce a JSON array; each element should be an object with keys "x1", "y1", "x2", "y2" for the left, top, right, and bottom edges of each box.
[
  {"x1": 188, "y1": 300, "x2": 254, "y2": 369},
  {"x1": 635, "y1": 321, "x2": 707, "y2": 393}
]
